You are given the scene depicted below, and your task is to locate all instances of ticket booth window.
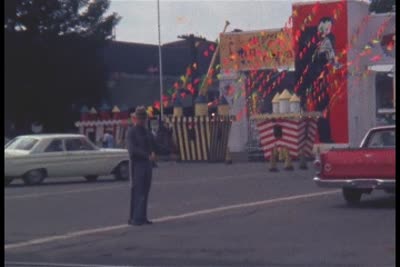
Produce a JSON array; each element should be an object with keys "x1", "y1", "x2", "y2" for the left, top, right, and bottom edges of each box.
[
  {"x1": 375, "y1": 72, "x2": 394, "y2": 109},
  {"x1": 375, "y1": 72, "x2": 394, "y2": 125}
]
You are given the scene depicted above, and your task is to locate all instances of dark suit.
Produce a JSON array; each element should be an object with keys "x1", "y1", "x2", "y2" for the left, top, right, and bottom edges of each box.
[{"x1": 126, "y1": 125, "x2": 155, "y2": 223}]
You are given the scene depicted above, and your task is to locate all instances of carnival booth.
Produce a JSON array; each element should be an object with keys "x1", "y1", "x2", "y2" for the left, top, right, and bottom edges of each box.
[
  {"x1": 75, "y1": 105, "x2": 131, "y2": 147},
  {"x1": 252, "y1": 89, "x2": 321, "y2": 160}
]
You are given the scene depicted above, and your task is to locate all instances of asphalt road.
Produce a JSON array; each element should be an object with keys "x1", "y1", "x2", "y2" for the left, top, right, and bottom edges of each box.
[{"x1": 5, "y1": 162, "x2": 396, "y2": 267}]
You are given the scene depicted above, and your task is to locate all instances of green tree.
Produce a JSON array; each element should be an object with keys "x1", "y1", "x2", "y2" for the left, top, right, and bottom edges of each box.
[
  {"x1": 4, "y1": 0, "x2": 120, "y2": 40},
  {"x1": 5, "y1": 0, "x2": 120, "y2": 132}
]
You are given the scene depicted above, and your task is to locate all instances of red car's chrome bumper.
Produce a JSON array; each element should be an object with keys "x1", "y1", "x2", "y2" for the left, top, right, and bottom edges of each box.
[{"x1": 313, "y1": 177, "x2": 396, "y2": 190}]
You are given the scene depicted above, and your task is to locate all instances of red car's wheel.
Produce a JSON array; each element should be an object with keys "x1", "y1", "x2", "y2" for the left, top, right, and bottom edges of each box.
[{"x1": 342, "y1": 188, "x2": 362, "y2": 205}]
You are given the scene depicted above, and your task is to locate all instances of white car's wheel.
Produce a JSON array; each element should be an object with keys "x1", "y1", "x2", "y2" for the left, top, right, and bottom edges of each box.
[
  {"x1": 115, "y1": 161, "x2": 129, "y2": 181},
  {"x1": 5, "y1": 177, "x2": 13, "y2": 186},
  {"x1": 23, "y1": 169, "x2": 46, "y2": 185},
  {"x1": 85, "y1": 175, "x2": 98, "y2": 182}
]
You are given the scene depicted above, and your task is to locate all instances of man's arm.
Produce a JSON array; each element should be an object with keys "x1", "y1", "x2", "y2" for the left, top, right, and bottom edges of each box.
[
  {"x1": 149, "y1": 130, "x2": 160, "y2": 155},
  {"x1": 126, "y1": 127, "x2": 149, "y2": 160}
]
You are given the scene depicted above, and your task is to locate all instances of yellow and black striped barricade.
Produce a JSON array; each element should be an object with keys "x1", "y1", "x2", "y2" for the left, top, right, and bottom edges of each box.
[
  {"x1": 170, "y1": 115, "x2": 233, "y2": 162},
  {"x1": 208, "y1": 115, "x2": 233, "y2": 162},
  {"x1": 171, "y1": 116, "x2": 210, "y2": 162}
]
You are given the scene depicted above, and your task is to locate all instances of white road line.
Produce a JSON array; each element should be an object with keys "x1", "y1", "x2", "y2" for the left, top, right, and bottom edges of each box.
[
  {"x1": 152, "y1": 190, "x2": 340, "y2": 222},
  {"x1": 4, "y1": 185, "x2": 125, "y2": 200},
  {"x1": 4, "y1": 189, "x2": 340, "y2": 250},
  {"x1": 4, "y1": 262, "x2": 138, "y2": 267},
  {"x1": 5, "y1": 172, "x2": 269, "y2": 200}
]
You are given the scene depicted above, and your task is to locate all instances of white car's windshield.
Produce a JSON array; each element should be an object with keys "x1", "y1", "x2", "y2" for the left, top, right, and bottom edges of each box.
[
  {"x1": 5, "y1": 137, "x2": 39, "y2": 151},
  {"x1": 85, "y1": 138, "x2": 99, "y2": 150}
]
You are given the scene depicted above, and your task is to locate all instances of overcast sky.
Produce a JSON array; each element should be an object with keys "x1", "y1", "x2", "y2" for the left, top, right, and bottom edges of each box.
[{"x1": 109, "y1": 0, "x2": 317, "y2": 45}]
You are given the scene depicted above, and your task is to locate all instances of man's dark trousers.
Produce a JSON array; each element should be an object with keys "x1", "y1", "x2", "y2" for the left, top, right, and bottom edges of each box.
[
  {"x1": 133, "y1": 160, "x2": 153, "y2": 223},
  {"x1": 129, "y1": 160, "x2": 135, "y2": 221},
  {"x1": 129, "y1": 186, "x2": 135, "y2": 221}
]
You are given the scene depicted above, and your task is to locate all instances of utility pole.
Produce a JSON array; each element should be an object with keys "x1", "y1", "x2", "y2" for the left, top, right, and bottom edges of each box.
[
  {"x1": 157, "y1": 0, "x2": 164, "y2": 120},
  {"x1": 112, "y1": 25, "x2": 116, "y2": 40}
]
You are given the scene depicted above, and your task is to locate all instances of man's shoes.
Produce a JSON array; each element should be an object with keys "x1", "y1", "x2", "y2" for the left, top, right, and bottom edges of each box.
[
  {"x1": 128, "y1": 219, "x2": 152, "y2": 226},
  {"x1": 128, "y1": 220, "x2": 144, "y2": 226}
]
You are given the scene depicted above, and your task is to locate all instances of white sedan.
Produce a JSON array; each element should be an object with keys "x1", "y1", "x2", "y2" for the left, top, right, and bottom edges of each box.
[{"x1": 5, "y1": 134, "x2": 130, "y2": 186}]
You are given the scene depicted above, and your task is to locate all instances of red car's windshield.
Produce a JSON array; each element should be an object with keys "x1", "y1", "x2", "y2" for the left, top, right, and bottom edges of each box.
[{"x1": 365, "y1": 129, "x2": 396, "y2": 148}]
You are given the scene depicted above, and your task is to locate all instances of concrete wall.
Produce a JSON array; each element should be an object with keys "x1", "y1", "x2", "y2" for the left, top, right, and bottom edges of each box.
[
  {"x1": 346, "y1": 0, "x2": 395, "y2": 146},
  {"x1": 347, "y1": 73, "x2": 377, "y2": 146}
]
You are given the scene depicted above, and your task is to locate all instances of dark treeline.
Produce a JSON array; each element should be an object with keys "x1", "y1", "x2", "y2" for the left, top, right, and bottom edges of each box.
[
  {"x1": 4, "y1": 0, "x2": 120, "y2": 133},
  {"x1": 5, "y1": 33, "x2": 108, "y2": 132}
]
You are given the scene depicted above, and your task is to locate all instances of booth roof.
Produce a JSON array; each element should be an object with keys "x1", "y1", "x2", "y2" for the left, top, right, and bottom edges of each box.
[
  {"x1": 112, "y1": 106, "x2": 120, "y2": 112},
  {"x1": 278, "y1": 89, "x2": 292, "y2": 100},
  {"x1": 289, "y1": 94, "x2": 301, "y2": 102},
  {"x1": 272, "y1": 92, "x2": 280, "y2": 103}
]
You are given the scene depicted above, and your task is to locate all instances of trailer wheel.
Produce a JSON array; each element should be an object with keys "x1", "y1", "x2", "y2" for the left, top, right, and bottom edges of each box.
[{"x1": 342, "y1": 188, "x2": 362, "y2": 205}]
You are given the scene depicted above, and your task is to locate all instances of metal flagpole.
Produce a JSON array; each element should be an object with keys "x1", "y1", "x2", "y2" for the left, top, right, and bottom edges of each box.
[{"x1": 157, "y1": 0, "x2": 164, "y2": 120}]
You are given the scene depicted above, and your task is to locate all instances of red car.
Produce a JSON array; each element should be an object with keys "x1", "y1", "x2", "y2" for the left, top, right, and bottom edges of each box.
[{"x1": 313, "y1": 125, "x2": 395, "y2": 205}]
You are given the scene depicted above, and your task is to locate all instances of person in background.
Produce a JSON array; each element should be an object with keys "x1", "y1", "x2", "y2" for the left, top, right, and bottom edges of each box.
[
  {"x1": 5, "y1": 121, "x2": 17, "y2": 140},
  {"x1": 151, "y1": 127, "x2": 157, "y2": 138},
  {"x1": 126, "y1": 106, "x2": 157, "y2": 226},
  {"x1": 31, "y1": 121, "x2": 43, "y2": 134},
  {"x1": 102, "y1": 131, "x2": 115, "y2": 148}
]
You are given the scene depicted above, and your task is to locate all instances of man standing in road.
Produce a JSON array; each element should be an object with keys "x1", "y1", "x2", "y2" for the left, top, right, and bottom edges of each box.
[{"x1": 126, "y1": 106, "x2": 156, "y2": 226}]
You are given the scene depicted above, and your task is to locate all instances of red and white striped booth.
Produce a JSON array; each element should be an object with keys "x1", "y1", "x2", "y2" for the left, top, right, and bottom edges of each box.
[
  {"x1": 75, "y1": 120, "x2": 131, "y2": 146},
  {"x1": 76, "y1": 106, "x2": 131, "y2": 147},
  {"x1": 253, "y1": 112, "x2": 321, "y2": 160}
]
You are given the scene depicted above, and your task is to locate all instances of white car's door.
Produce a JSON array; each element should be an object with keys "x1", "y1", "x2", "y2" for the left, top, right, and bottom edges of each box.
[
  {"x1": 64, "y1": 137, "x2": 106, "y2": 176},
  {"x1": 31, "y1": 138, "x2": 69, "y2": 177},
  {"x1": 95, "y1": 148, "x2": 127, "y2": 174}
]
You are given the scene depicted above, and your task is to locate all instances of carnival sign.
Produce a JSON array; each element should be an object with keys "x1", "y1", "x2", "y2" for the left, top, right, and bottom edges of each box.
[
  {"x1": 293, "y1": 1, "x2": 349, "y2": 144},
  {"x1": 220, "y1": 29, "x2": 294, "y2": 71}
]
